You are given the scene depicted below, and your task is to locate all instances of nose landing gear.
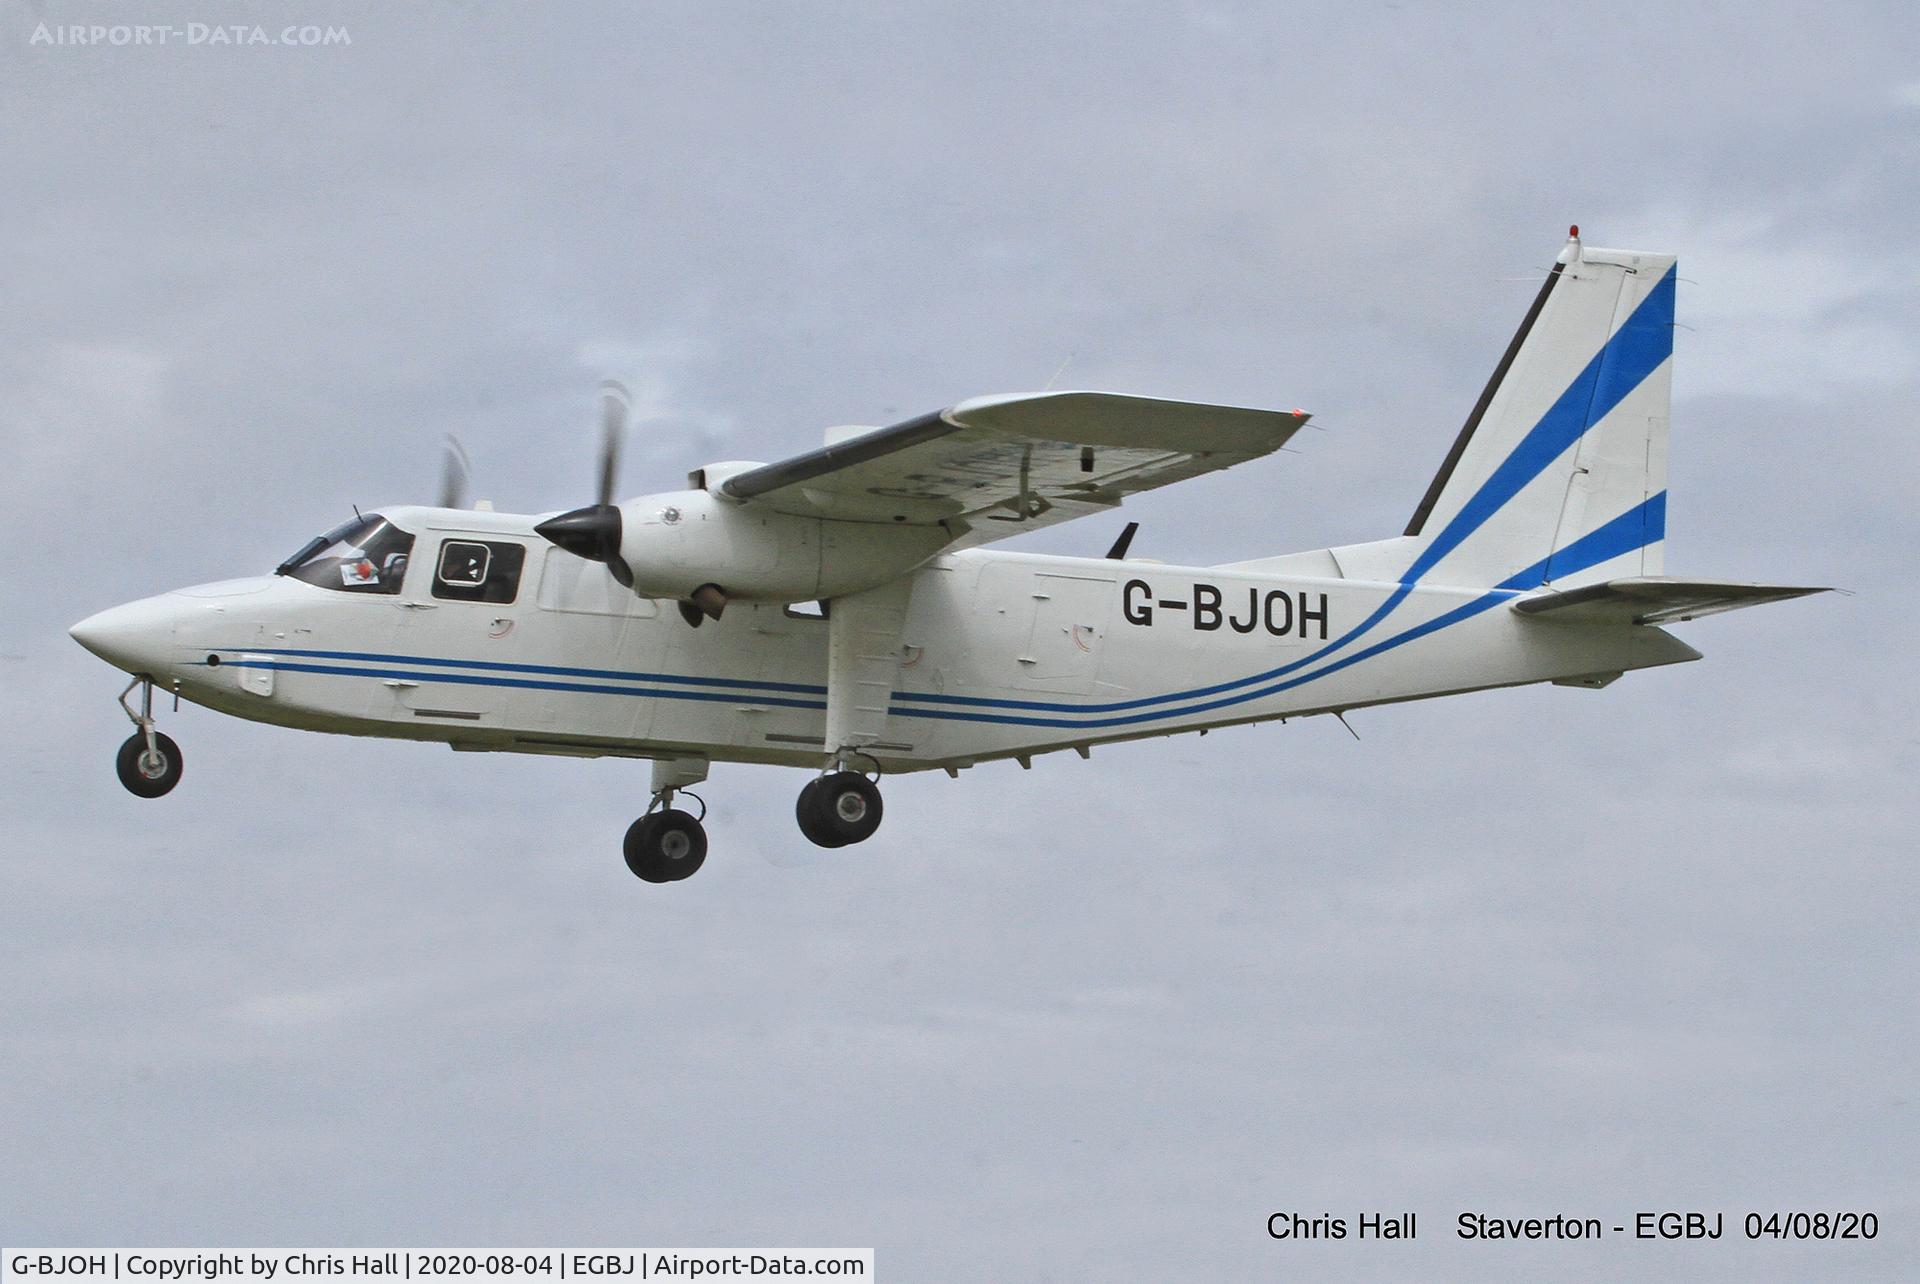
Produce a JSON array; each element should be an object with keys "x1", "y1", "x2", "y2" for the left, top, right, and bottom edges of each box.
[{"x1": 113, "y1": 677, "x2": 183, "y2": 798}]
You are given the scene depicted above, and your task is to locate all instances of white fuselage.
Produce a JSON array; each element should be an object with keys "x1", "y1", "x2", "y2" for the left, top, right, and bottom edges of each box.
[{"x1": 78, "y1": 506, "x2": 1699, "y2": 774}]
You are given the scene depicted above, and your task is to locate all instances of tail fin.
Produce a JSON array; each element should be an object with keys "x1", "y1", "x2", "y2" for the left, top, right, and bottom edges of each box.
[{"x1": 1403, "y1": 228, "x2": 1675, "y2": 591}]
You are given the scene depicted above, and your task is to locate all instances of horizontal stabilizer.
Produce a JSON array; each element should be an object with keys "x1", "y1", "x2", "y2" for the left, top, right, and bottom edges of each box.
[{"x1": 1512, "y1": 576, "x2": 1830, "y2": 626}]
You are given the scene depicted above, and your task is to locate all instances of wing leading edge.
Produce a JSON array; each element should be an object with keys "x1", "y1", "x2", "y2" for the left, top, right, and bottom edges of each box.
[{"x1": 719, "y1": 391, "x2": 1309, "y2": 547}]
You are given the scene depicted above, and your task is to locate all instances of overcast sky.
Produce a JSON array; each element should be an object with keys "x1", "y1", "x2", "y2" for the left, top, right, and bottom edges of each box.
[{"x1": 3, "y1": 1, "x2": 1916, "y2": 1278}]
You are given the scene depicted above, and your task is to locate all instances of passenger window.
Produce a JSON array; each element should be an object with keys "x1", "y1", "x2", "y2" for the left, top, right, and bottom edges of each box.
[
  {"x1": 433, "y1": 539, "x2": 526, "y2": 603},
  {"x1": 439, "y1": 541, "x2": 490, "y2": 587}
]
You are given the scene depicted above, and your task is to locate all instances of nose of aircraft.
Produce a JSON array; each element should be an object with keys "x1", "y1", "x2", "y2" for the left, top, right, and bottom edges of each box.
[{"x1": 69, "y1": 596, "x2": 182, "y2": 675}]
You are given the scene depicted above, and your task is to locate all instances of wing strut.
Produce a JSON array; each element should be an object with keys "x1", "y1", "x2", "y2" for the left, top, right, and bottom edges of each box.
[{"x1": 823, "y1": 577, "x2": 915, "y2": 769}]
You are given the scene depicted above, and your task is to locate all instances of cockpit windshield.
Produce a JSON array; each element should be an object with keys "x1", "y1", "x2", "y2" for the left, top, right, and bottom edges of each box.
[{"x1": 275, "y1": 514, "x2": 415, "y2": 594}]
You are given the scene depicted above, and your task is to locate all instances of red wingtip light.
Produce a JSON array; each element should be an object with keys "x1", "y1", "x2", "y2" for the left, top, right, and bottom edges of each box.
[{"x1": 1569, "y1": 224, "x2": 1580, "y2": 238}]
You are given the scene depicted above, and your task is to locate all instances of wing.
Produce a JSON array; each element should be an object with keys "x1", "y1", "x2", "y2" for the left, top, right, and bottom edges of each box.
[{"x1": 718, "y1": 391, "x2": 1309, "y2": 548}]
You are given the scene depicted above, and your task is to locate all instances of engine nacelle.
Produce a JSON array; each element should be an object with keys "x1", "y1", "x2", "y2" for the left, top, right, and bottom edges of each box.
[{"x1": 614, "y1": 488, "x2": 949, "y2": 603}]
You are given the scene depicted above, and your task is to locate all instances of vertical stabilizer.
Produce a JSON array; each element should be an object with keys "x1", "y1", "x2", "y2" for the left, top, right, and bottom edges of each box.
[{"x1": 1402, "y1": 229, "x2": 1674, "y2": 591}]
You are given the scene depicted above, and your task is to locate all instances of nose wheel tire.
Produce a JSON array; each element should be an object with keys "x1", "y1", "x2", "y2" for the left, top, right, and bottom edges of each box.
[
  {"x1": 624, "y1": 808, "x2": 708, "y2": 883},
  {"x1": 796, "y1": 771, "x2": 883, "y2": 848},
  {"x1": 115, "y1": 731, "x2": 183, "y2": 798}
]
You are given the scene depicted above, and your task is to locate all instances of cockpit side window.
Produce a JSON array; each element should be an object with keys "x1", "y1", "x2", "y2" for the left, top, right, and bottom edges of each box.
[
  {"x1": 276, "y1": 516, "x2": 414, "y2": 595},
  {"x1": 432, "y1": 538, "x2": 527, "y2": 603}
]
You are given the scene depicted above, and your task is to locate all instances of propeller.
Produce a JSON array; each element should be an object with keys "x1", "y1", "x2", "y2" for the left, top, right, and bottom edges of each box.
[
  {"x1": 534, "y1": 381, "x2": 634, "y2": 588},
  {"x1": 596, "y1": 379, "x2": 627, "y2": 511},
  {"x1": 437, "y1": 435, "x2": 472, "y2": 509}
]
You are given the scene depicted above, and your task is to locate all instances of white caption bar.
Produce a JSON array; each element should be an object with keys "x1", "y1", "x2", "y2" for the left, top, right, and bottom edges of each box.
[{"x1": 2, "y1": 1252, "x2": 873, "y2": 1283}]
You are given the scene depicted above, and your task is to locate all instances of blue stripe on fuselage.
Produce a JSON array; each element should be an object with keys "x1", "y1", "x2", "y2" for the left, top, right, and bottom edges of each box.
[
  {"x1": 215, "y1": 647, "x2": 828, "y2": 694},
  {"x1": 206, "y1": 657, "x2": 829, "y2": 712}
]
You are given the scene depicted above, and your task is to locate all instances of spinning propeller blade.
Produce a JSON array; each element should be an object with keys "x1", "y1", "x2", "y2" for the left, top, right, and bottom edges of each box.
[
  {"x1": 437, "y1": 435, "x2": 472, "y2": 509},
  {"x1": 534, "y1": 381, "x2": 635, "y2": 588},
  {"x1": 598, "y1": 380, "x2": 628, "y2": 509}
]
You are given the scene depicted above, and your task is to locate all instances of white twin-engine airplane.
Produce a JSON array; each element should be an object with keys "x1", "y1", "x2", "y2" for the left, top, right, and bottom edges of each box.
[{"x1": 72, "y1": 230, "x2": 1825, "y2": 883}]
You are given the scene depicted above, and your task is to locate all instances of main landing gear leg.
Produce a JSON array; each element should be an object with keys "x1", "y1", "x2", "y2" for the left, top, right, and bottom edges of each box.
[
  {"x1": 796, "y1": 752, "x2": 884, "y2": 849},
  {"x1": 623, "y1": 756, "x2": 710, "y2": 883},
  {"x1": 113, "y1": 676, "x2": 183, "y2": 798},
  {"x1": 805, "y1": 578, "x2": 909, "y2": 851}
]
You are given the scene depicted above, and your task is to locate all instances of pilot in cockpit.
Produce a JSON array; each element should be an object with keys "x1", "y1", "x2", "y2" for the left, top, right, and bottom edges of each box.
[{"x1": 275, "y1": 514, "x2": 416, "y2": 595}]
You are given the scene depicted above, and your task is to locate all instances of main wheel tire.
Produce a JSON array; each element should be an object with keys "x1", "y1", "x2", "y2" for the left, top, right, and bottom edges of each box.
[
  {"x1": 795, "y1": 778, "x2": 848, "y2": 848},
  {"x1": 115, "y1": 731, "x2": 183, "y2": 798},
  {"x1": 623, "y1": 809, "x2": 708, "y2": 883},
  {"x1": 797, "y1": 771, "x2": 883, "y2": 847}
]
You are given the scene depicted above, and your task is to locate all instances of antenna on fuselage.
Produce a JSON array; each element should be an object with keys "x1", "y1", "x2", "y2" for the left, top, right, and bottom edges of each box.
[{"x1": 1041, "y1": 352, "x2": 1076, "y2": 393}]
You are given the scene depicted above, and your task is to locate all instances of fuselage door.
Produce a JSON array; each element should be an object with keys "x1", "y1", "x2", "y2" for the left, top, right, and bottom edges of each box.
[{"x1": 387, "y1": 533, "x2": 538, "y2": 727}]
